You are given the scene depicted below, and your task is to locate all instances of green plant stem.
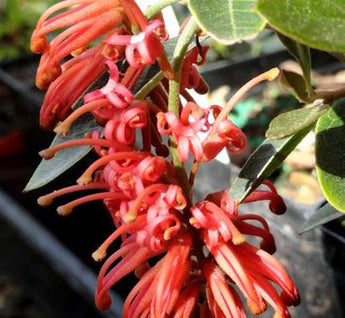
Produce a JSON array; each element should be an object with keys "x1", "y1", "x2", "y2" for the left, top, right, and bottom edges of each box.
[
  {"x1": 135, "y1": 72, "x2": 165, "y2": 99},
  {"x1": 168, "y1": 17, "x2": 199, "y2": 203},
  {"x1": 145, "y1": 0, "x2": 180, "y2": 20}
]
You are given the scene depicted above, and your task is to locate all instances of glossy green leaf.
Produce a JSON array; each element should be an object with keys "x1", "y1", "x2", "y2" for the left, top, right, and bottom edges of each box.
[
  {"x1": 188, "y1": 0, "x2": 265, "y2": 44},
  {"x1": 24, "y1": 114, "x2": 100, "y2": 192},
  {"x1": 266, "y1": 100, "x2": 328, "y2": 139},
  {"x1": 256, "y1": 0, "x2": 345, "y2": 53},
  {"x1": 299, "y1": 202, "x2": 343, "y2": 234},
  {"x1": 280, "y1": 70, "x2": 313, "y2": 103},
  {"x1": 316, "y1": 100, "x2": 345, "y2": 212},
  {"x1": 277, "y1": 33, "x2": 313, "y2": 96},
  {"x1": 229, "y1": 126, "x2": 312, "y2": 202}
]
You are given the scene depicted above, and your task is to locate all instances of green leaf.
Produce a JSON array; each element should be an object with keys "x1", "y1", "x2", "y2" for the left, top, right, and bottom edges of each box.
[
  {"x1": 277, "y1": 33, "x2": 313, "y2": 96},
  {"x1": 188, "y1": 0, "x2": 266, "y2": 44},
  {"x1": 299, "y1": 203, "x2": 343, "y2": 234},
  {"x1": 266, "y1": 100, "x2": 328, "y2": 140},
  {"x1": 280, "y1": 70, "x2": 312, "y2": 103},
  {"x1": 256, "y1": 0, "x2": 345, "y2": 53},
  {"x1": 230, "y1": 126, "x2": 312, "y2": 202},
  {"x1": 316, "y1": 100, "x2": 345, "y2": 212},
  {"x1": 23, "y1": 114, "x2": 100, "y2": 192}
]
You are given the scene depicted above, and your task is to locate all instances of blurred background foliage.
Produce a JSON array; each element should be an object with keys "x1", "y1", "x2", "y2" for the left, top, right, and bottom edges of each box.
[{"x1": 0, "y1": 0, "x2": 57, "y2": 59}]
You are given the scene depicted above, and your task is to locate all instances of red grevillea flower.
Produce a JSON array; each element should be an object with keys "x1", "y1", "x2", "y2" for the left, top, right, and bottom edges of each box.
[
  {"x1": 107, "y1": 19, "x2": 168, "y2": 69},
  {"x1": 180, "y1": 45, "x2": 209, "y2": 93},
  {"x1": 39, "y1": 46, "x2": 107, "y2": 129},
  {"x1": 189, "y1": 187, "x2": 299, "y2": 317},
  {"x1": 83, "y1": 60, "x2": 133, "y2": 111},
  {"x1": 202, "y1": 106, "x2": 247, "y2": 162},
  {"x1": 157, "y1": 102, "x2": 209, "y2": 162},
  {"x1": 31, "y1": 0, "x2": 124, "y2": 89}
]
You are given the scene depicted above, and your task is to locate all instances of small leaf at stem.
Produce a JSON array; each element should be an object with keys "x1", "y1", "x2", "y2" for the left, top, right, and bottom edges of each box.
[
  {"x1": 299, "y1": 202, "x2": 343, "y2": 234},
  {"x1": 188, "y1": 0, "x2": 265, "y2": 44},
  {"x1": 280, "y1": 70, "x2": 314, "y2": 103},
  {"x1": 276, "y1": 33, "x2": 313, "y2": 97},
  {"x1": 266, "y1": 100, "x2": 328, "y2": 140},
  {"x1": 229, "y1": 126, "x2": 312, "y2": 202},
  {"x1": 316, "y1": 99, "x2": 345, "y2": 212}
]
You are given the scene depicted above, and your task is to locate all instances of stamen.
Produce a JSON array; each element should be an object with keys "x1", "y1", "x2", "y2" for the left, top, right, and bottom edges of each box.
[
  {"x1": 54, "y1": 99, "x2": 110, "y2": 135},
  {"x1": 39, "y1": 138, "x2": 116, "y2": 159},
  {"x1": 57, "y1": 191, "x2": 128, "y2": 216},
  {"x1": 92, "y1": 214, "x2": 146, "y2": 261},
  {"x1": 37, "y1": 182, "x2": 108, "y2": 206},
  {"x1": 77, "y1": 152, "x2": 148, "y2": 185}
]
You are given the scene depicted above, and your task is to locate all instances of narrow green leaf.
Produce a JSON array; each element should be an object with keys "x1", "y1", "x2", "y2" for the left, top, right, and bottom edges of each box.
[
  {"x1": 188, "y1": 0, "x2": 265, "y2": 44},
  {"x1": 256, "y1": 0, "x2": 345, "y2": 53},
  {"x1": 24, "y1": 114, "x2": 100, "y2": 192},
  {"x1": 277, "y1": 33, "x2": 313, "y2": 96},
  {"x1": 299, "y1": 203, "x2": 343, "y2": 234},
  {"x1": 266, "y1": 100, "x2": 328, "y2": 140},
  {"x1": 280, "y1": 70, "x2": 313, "y2": 103},
  {"x1": 316, "y1": 100, "x2": 345, "y2": 212},
  {"x1": 230, "y1": 126, "x2": 312, "y2": 202}
]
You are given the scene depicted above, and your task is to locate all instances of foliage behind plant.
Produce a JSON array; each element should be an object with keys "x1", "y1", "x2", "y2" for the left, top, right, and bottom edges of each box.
[{"x1": 0, "y1": 0, "x2": 57, "y2": 59}]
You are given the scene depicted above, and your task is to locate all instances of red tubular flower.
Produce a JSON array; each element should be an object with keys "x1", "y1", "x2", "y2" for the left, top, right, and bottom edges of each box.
[
  {"x1": 103, "y1": 100, "x2": 148, "y2": 144},
  {"x1": 107, "y1": 19, "x2": 167, "y2": 69},
  {"x1": 202, "y1": 117, "x2": 247, "y2": 162},
  {"x1": 190, "y1": 187, "x2": 299, "y2": 317},
  {"x1": 83, "y1": 60, "x2": 133, "y2": 111},
  {"x1": 172, "y1": 280, "x2": 203, "y2": 317},
  {"x1": 121, "y1": 233, "x2": 193, "y2": 318},
  {"x1": 39, "y1": 46, "x2": 107, "y2": 129},
  {"x1": 203, "y1": 261, "x2": 246, "y2": 318},
  {"x1": 157, "y1": 102, "x2": 209, "y2": 162},
  {"x1": 180, "y1": 46, "x2": 209, "y2": 93},
  {"x1": 31, "y1": 0, "x2": 124, "y2": 87}
]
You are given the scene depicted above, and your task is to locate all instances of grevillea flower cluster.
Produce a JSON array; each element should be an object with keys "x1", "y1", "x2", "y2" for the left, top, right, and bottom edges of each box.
[{"x1": 32, "y1": 1, "x2": 300, "y2": 317}]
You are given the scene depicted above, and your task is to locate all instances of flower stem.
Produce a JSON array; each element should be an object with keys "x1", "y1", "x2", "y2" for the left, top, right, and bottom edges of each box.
[
  {"x1": 168, "y1": 16, "x2": 199, "y2": 203},
  {"x1": 145, "y1": 0, "x2": 180, "y2": 20}
]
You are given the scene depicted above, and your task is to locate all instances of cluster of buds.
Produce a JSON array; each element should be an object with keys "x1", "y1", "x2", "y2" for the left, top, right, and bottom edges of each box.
[{"x1": 32, "y1": 0, "x2": 300, "y2": 317}]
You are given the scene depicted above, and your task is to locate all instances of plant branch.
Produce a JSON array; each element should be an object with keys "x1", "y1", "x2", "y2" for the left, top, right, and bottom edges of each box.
[
  {"x1": 145, "y1": 0, "x2": 181, "y2": 20},
  {"x1": 168, "y1": 16, "x2": 199, "y2": 203}
]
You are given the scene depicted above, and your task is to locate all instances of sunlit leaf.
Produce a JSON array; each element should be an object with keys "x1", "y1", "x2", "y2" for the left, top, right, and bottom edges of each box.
[
  {"x1": 266, "y1": 100, "x2": 328, "y2": 139},
  {"x1": 256, "y1": 0, "x2": 345, "y2": 53},
  {"x1": 189, "y1": 0, "x2": 265, "y2": 44},
  {"x1": 316, "y1": 99, "x2": 345, "y2": 212}
]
